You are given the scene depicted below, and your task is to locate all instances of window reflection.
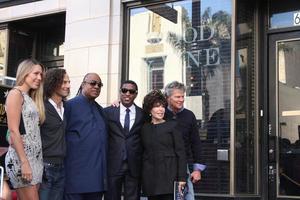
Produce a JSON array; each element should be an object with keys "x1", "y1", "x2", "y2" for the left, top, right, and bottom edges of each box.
[
  {"x1": 0, "y1": 29, "x2": 8, "y2": 76},
  {"x1": 278, "y1": 40, "x2": 300, "y2": 196},
  {"x1": 144, "y1": 57, "x2": 165, "y2": 90},
  {"x1": 235, "y1": 0, "x2": 257, "y2": 194},
  {"x1": 128, "y1": 0, "x2": 232, "y2": 194},
  {"x1": 270, "y1": 12, "x2": 295, "y2": 29}
]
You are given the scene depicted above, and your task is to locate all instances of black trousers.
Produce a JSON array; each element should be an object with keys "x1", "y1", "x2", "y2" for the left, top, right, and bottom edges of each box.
[
  {"x1": 148, "y1": 194, "x2": 173, "y2": 200},
  {"x1": 105, "y1": 161, "x2": 140, "y2": 200}
]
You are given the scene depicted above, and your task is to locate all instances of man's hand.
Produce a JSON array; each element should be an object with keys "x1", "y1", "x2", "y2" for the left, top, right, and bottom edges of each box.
[
  {"x1": 190, "y1": 170, "x2": 201, "y2": 183},
  {"x1": 111, "y1": 100, "x2": 120, "y2": 107}
]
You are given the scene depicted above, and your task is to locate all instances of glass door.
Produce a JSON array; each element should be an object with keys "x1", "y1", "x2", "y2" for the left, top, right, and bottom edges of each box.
[{"x1": 269, "y1": 31, "x2": 300, "y2": 199}]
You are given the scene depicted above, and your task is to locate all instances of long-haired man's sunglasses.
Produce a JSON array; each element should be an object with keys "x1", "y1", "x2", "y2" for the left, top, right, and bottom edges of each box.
[{"x1": 121, "y1": 88, "x2": 137, "y2": 94}]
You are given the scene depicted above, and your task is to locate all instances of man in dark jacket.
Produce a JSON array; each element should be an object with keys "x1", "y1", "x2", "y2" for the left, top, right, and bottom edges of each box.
[
  {"x1": 104, "y1": 80, "x2": 144, "y2": 200},
  {"x1": 39, "y1": 68, "x2": 70, "y2": 200},
  {"x1": 164, "y1": 81, "x2": 206, "y2": 200},
  {"x1": 64, "y1": 73, "x2": 107, "y2": 200}
]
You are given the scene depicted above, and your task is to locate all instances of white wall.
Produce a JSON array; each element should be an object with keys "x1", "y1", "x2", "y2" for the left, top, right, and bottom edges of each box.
[
  {"x1": 0, "y1": 0, "x2": 124, "y2": 106},
  {"x1": 64, "y1": 0, "x2": 123, "y2": 106},
  {"x1": 0, "y1": 0, "x2": 66, "y2": 23}
]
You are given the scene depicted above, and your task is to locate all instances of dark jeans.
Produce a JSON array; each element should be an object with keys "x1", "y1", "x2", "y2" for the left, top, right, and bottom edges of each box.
[
  {"x1": 39, "y1": 162, "x2": 65, "y2": 200},
  {"x1": 64, "y1": 192, "x2": 104, "y2": 200}
]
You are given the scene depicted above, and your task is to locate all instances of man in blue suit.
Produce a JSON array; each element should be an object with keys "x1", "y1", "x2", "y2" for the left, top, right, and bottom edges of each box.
[
  {"x1": 104, "y1": 80, "x2": 144, "y2": 200},
  {"x1": 64, "y1": 73, "x2": 107, "y2": 200}
]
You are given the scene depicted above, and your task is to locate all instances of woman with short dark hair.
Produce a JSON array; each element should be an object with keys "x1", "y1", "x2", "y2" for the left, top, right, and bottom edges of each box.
[{"x1": 141, "y1": 90, "x2": 187, "y2": 200}]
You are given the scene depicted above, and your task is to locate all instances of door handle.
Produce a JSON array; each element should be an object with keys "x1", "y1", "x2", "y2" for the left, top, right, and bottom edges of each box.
[{"x1": 269, "y1": 136, "x2": 276, "y2": 162}]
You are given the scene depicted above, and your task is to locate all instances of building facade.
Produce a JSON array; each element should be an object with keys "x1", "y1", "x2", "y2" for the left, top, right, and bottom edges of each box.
[{"x1": 0, "y1": 0, "x2": 300, "y2": 199}]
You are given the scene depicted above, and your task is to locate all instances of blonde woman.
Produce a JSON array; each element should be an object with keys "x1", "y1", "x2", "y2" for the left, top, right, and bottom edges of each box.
[{"x1": 5, "y1": 59, "x2": 45, "y2": 200}]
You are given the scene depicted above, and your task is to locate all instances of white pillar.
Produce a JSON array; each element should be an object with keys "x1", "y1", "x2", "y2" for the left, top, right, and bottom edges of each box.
[{"x1": 64, "y1": 0, "x2": 122, "y2": 105}]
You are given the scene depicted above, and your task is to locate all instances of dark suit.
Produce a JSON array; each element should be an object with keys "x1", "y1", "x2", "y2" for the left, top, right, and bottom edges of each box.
[{"x1": 104, "y1": 104, "x2": 144, "y2": 200}]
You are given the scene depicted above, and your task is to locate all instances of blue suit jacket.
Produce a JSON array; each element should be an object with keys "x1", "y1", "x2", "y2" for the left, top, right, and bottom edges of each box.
[{"x1": 64, "y1": 95, "x2": 107, "y2": 193}]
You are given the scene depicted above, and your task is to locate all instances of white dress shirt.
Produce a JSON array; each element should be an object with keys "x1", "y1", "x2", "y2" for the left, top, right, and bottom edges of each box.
[
  {"x1": 120, "y1": 103, "x2": 136, "y2": 131},
  {"x1": 48, "y1": 98, "x2": 64, "y2": 120}
]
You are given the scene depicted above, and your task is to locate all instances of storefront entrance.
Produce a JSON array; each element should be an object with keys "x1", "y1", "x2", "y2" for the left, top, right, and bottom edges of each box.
[{"x1": 269, "y1": 31, "x2": 300, "y2": 200}]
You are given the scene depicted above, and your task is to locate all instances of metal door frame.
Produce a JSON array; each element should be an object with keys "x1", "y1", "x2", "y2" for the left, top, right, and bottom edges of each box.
[{"x1": 268, "y1": 31, "x2": 300, "y2": 200}]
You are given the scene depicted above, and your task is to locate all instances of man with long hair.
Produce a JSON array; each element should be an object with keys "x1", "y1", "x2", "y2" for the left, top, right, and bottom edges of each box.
[{"x1": 39, "y1": 68, "x2": 70, "y2": 200}]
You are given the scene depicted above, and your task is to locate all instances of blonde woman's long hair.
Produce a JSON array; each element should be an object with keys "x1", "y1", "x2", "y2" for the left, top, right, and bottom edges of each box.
[{"x1": 16, "y1": 58, "x2": 45, "y2": 123}]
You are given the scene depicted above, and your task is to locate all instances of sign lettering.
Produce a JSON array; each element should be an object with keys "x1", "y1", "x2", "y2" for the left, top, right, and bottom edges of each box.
[{"x1": 294, "y1": 12, "x2": 300, "y2": 26}]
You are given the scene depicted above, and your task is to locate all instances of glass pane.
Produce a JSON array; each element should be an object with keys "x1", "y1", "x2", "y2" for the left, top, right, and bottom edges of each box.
[
  {"x1": 145, "y1": 57, "x2": 165, "y2": 89},
  {"x1": 39, "y1": 28, "x2": 65, "y2": 60},
  {"x1": 269, "y1": 0, "x2": 300, "y2": 29},
  {"x1": 128, "y1": 0, "x2": 232, "y2": 194},
  {"x1": 235, "y1": 0, "x2": 258, "y2": 194},
  {"x1": 0, "y1": 29, "x2": 8, "y2": 76},
  {"x1": 278, "y1": 39, "x2": 300, "y2": 196}
]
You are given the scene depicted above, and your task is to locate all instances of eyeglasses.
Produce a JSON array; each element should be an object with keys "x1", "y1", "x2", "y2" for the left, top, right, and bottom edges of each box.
[
  {"x1": 84, "y1": 80, "x2": 103, "y2": 88},
  {"x1": 121, "y1": 88, "x2": 137, "y2": 94}
]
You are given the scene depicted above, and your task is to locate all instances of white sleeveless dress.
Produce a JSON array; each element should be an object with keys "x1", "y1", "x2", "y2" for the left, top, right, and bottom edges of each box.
[{"x1": 5, "y1": 91, "x2": 43, "y2": 188}]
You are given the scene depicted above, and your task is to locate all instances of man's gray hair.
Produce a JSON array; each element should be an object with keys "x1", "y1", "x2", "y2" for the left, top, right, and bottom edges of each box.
[{"x1": 164, "y1": 81, "x2": 186, "y2": 97}]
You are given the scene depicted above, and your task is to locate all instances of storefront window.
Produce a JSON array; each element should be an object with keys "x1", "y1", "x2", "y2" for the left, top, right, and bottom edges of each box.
[
  {"x1": 128, "y1": 0, "x2": 232, "y2": 194},
  {"x1": 6, "y1": 13, "x2": 65, "y2": 76},
  {"x1": 0, "y1": 28, "x2": 8, "y2": 76},
  {"x1": 235, "y1": 0, "x2": 258, "y2": 195}
]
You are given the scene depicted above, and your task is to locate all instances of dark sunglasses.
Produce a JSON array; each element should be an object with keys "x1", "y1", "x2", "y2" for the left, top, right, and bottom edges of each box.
[
  {"x1": 121, "y1": 88, "x2": 137, "y2": 94},
  {"x1": 84, "y1": 80, "x2": 103, "y2": 88}
]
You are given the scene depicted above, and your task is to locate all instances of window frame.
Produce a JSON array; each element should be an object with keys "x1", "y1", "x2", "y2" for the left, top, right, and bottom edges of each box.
[
  {"x1": 122, "y1": 0, "x2": 261, "y2": 197},
  {"x1": 0, "y1": 0, "x2": 41, "y2": 9}
]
